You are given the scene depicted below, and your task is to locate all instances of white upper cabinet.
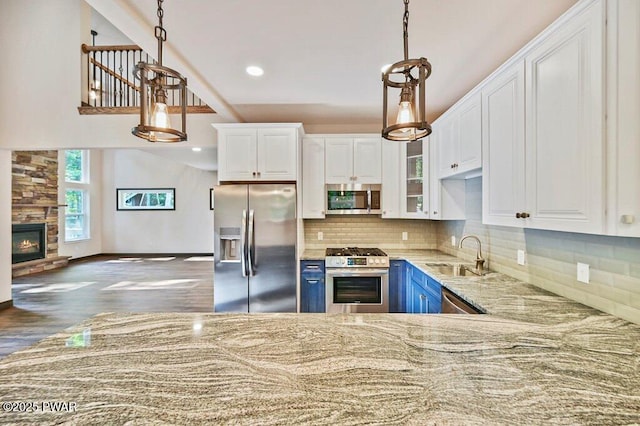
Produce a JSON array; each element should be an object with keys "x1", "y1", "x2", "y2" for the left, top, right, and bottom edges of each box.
[
  {"x1": 215, "y1": 124, "x2": 300, "y2": 182},
  {"x1": 457, "y1": 94, "x2": 482, "y2": 173},
  {"x1": 381, "y1": 139, "x2": 401, "y2": 218},
  {"x1": 524, "y1": 0, "x2": 605, "y2": 234},
  {"x1": 482, "y1": 61, "x2": 526, "y2": 228},
  {"x1": 325, "y1": 137, "x2": 381, "y2": 184},
  {"x1": 435, "y1": 92, "x2": 482, "y2": 179},
  {"x1": 481, "y1": 0, "x2": 606, "y2": 234},
  {"x1": 606, "y1": 0, "x2": 640, "y2": 237},
  {"x1": 429, "y1": 135, "x2": 465, "y2": 220},
  {"x1": 302, "y1": 137, "x2": 325, "y2": 219}
]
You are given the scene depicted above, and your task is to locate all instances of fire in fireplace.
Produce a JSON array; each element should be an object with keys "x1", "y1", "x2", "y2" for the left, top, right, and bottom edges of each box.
[{"x1": 12, "y1": 223, "x2": 46, "y2": 264}]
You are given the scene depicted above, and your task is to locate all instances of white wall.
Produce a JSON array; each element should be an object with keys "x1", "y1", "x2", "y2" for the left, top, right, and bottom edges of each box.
[
  {"x1": 0, "y1": 151, "x2": 12, "y2": 304},
  {"x1": 102, "y1": 149, "x2": 216, "y2": 254},
  {"x1": 57, "y1": 149, "x2": 104, "y2": 259}
]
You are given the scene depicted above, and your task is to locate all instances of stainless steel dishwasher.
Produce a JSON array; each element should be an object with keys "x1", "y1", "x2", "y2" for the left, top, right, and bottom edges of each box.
[{"x1": 441, "y1": 288, "x2": 482, "y2": 314}]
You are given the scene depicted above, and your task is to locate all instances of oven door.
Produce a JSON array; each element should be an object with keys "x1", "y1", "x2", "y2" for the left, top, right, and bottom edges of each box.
[{"x1": 325, "y1": 268, "x2": 389, "y2": 313}]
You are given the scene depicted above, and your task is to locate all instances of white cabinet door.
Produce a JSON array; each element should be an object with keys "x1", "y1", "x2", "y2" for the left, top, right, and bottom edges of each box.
[
  {"x1": 607, "y1": 0, "x2": 640, "y2": 237},
  {"x1": 257, "y1": 128, "x2": 297, "y2": 180},
  {"x1": 381, "y1": 139, "x2": 401, "y2": 218},
  {"x1": 482, "y1": 61, "x2": 526, "y2": 227},
  {"x1": 325, "y1": 138, "x2": 354, "y2": 183},
  {"x1": 429, "y1": 136, "x2": 465, "y2": 220},
  {"x1": 218, "y1": 128, "x2": 257, "y2": 181},
  {"x1": 353, "y1": 138, "x2": 382, "y2": 183},
  {"x1": 436, "y1": 115, "x2": 459, "y2": 179},
  {"x1": 525, "y1": 0, "x2": 605, "y2": 234},
  {"x1": 302, "y1": 138, "x2": 325, "y2": 218},
  {"x1": 457, "y1": 93, "x2": 482, "y2": 172}
]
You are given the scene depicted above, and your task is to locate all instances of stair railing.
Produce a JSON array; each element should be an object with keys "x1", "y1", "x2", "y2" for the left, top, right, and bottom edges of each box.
[{"x1": 80, "y1": 44, "x2": 211, "y2": 112}]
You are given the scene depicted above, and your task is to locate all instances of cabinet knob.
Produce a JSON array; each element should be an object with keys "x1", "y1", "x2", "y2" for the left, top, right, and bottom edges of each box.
[
  {"x1": 420, "y1": 294, "x2": 427, "y2": 300},
  {"x1": 252, "y1": 172, "x2": 256, "y2": 177},
  {"x1": 621, "y1": 215, "x2": 635, "y2": 224},
  {"x1": 433, "y1": 211, "x2": 438, "y2": 215},
  {"x1": 516, "y1": 212, "x2": 530, "y2": 219},
  {"x1": 257, "y1": 172, "x2": 261, "y2": 177}
]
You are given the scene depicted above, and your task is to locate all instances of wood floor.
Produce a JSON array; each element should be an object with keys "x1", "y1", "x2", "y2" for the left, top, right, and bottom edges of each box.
[{"x1": 0, "y1": 255, "x2": 213, "y2": 359}]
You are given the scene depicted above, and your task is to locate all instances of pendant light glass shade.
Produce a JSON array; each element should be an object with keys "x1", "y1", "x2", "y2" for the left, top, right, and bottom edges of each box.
[{"x1": 382, "y1": 0, "x2": 432, "y2": 142}]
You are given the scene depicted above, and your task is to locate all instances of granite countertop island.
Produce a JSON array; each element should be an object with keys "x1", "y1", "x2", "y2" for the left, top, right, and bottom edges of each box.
[{"x1": 0, "y1": 250, "x2": 639, "y2": 424}]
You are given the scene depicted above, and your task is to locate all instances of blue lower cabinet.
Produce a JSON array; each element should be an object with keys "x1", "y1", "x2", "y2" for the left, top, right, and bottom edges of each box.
[
  {"x1": 404, "y1": 263, "x2": 442, "y2": 314},
  {"x1": 410, "y1": 280, "x2": 430, "y2": 314},
  {"x1": 301, "y1": 275, "x2": 325, "y2": 312},
  {"x1": 389, "y1": 260, "x2": 405, "y2": 313},
  {"x1": 300, "y1": 260, "x2": 325, "y2": 313},
  {"x1": 425, "y1": 276, "x2": 442, "y2": 314}
]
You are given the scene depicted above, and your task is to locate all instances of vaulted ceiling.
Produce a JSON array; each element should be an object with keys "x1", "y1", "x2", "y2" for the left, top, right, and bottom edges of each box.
[{"x1": 88, "y1": 0, "x2": 578, "y2": 134}]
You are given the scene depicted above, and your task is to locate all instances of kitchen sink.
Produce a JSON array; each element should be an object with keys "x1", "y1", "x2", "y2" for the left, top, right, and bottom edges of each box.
[{"x1": 424, "y1": 262, "x2": 488, "y2": 277}]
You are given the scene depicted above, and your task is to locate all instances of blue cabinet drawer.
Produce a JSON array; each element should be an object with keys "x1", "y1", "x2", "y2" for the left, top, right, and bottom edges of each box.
[{"x1": 301, "y1": 260, "x2": 325, "y2": 275}]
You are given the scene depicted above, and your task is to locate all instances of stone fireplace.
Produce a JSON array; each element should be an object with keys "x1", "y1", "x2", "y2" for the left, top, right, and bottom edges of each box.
[
  {"x1": 12, "y1": 223, "x2": 47, "y2": 264},
  {"x1": 12, "y1": 150, "x2": 69, "y2": 277}
]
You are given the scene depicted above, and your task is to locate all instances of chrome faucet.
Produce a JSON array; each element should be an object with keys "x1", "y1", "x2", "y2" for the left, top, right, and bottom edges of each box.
[{"x1": 458, "y1": 235, "x2": 485, "y2": 274}]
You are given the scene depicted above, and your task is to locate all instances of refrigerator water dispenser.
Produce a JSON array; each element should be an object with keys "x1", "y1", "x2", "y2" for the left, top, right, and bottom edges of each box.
[{"x1": 220, "y1": 227, "x2": 241, "y2": 262}]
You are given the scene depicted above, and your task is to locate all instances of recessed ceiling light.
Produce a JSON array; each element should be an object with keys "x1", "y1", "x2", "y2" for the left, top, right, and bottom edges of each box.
[
  {"x1": 246, "y1": 65, "x2": 264, "y2": 77},
  {"x1": 192, "y1": 147, "x2": 202, "y2": 152}
]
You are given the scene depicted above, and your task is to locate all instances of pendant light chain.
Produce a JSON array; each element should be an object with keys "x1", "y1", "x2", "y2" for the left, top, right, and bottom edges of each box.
[
  {"x1": 155, "y1": 0, "x2": 166, "y2": 65},
  {"x1": 403, "y1": 0, "x2": 409, "y2": 62}
]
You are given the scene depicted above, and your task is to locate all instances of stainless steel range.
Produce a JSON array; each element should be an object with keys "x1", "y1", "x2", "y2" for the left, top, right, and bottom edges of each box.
[{"x1": 325, "y1": 247, "x2": 389, "y2": 313}]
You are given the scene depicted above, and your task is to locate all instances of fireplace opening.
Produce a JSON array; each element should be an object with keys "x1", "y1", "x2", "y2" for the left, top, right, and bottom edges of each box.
[{"x1": 12, "y1": 223, "x2": 47, "y2": 264}]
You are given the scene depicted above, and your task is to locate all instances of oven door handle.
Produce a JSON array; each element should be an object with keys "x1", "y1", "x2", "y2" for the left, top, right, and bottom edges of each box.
[{"x1": 326, "y1": 269, "x2": 389, "y2": 277}]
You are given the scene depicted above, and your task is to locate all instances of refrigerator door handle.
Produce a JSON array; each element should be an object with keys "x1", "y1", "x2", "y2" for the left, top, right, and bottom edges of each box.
[
  {"x1": 241, "y1": 209, "x2": 248, "y2": 277},
  {"x1": 247, "y1": 209, "x2": 255, "y2": 276}
]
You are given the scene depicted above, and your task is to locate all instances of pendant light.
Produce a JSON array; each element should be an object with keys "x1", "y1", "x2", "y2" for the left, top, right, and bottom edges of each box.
[
  {"x1": 132, "y1": 0, "x2": 187, "y2": 142},
  {"x1": 382, "y1": 0, "x2": 432, "y2": 142}
]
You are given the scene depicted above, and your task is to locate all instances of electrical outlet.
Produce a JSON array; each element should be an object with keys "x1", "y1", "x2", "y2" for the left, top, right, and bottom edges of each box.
[
  {"x1": 517, "y1": 250, "x2": 526, "y2": 266},
  {"x1": 577, "y1": 262, "x2": 590, "y2": 284},
  {"x1": 451, "y1": 236, "x2": 456, "y2": 247},
  {"x1": 317, "y1": 231, "x2": 323, "y2": 241},
  {"x1": 402, "y1": 231, "x2": 408, "y2": 241}
]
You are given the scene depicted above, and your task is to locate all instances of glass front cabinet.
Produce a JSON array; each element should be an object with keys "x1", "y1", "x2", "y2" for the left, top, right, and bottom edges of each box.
[{"x1": 401, "y1": 138, "x2": 430, "y2": 218}]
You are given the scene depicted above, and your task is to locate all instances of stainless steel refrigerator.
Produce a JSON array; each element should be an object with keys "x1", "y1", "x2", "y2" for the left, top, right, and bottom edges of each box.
[{"x1": 213, "y1": 184, "x2": 297, "y2": 312}]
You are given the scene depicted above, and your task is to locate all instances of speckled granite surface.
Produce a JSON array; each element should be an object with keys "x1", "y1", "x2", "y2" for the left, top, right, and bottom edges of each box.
[{"x1": 0, "y1": 249, "x2": 638, "y2": 424}]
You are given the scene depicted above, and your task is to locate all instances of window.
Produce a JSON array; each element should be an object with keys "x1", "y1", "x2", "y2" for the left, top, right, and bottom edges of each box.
[
  {"x1": 64, "y1": 150, "x2": 90, "y2": 242},
  {"x1": 65, "y1": 150, "x2": 88, "y2": 183},
  {"x1": 65, "y1": 189, "x2": 89, "y2": 241}
]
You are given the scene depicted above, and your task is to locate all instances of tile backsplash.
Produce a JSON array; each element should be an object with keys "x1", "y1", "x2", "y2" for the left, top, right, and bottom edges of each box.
[
  {"x1": 304, "y1": 216, "x2": 438, "y2": 250},
  {"x1": 438, "y1": 177, "x2": 640, "y2": 325}
]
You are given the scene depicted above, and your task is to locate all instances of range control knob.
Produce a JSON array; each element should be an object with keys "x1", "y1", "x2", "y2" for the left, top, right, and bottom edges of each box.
[{"x1": 368, "y1": 258, "x2": 374, "y2": 264}]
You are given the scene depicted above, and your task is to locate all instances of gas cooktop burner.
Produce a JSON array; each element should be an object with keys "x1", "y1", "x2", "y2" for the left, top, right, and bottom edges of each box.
[{"x1": 325, "y1": 247, "x2": 388, "y2": 257}]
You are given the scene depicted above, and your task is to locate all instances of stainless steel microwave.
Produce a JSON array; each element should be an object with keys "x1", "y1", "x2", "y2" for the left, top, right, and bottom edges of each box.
[{"x1": 326, "y1": 184, "x2": 381, "y2": 215}]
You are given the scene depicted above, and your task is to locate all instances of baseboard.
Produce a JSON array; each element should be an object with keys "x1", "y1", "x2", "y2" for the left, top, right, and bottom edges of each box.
[
  {"x1": 72, "y1": 253, "x2": 214, "y2": 261},
  {"x1": 0, "y1": 300, "x2": 13, "y2": 311}
]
